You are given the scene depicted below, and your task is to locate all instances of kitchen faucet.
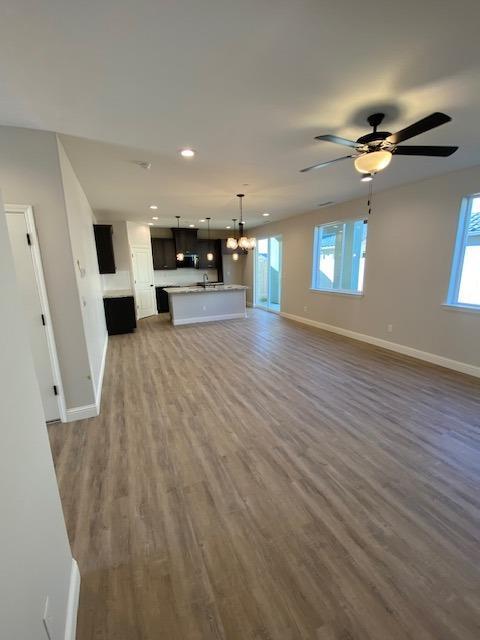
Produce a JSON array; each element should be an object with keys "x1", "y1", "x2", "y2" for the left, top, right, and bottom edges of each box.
[{"x1": 202, "y1": 273, "x2": 209, "y2": 288}]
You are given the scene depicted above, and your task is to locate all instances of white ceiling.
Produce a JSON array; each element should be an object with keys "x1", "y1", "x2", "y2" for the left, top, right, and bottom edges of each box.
[{"x1": 1, "y1": 0, "x2": 480, "y2": 229}]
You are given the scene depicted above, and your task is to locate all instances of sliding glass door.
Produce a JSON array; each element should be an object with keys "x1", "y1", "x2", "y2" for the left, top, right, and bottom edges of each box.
[{"x1": 254, "y1": 235, "x2": 282, "y2": 312}]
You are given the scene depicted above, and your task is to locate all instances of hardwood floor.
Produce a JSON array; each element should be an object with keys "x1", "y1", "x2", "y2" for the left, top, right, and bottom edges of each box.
[{"x1": 48, "y1": 309, "x2": 480, "y2": 640}]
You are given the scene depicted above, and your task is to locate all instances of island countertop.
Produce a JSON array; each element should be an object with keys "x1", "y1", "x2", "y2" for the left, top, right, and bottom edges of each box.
[{"x1": 167, "y1": 284, "x2": 247, "y2": 295}]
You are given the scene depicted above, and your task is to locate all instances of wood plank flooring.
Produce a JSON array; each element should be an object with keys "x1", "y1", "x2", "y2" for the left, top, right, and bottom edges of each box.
[{"x1": 48, "y1": 309, "x2": 480, "y2": 640}]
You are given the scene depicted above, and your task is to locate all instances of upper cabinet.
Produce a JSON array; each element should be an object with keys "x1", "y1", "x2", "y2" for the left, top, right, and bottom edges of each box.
[
  {"x1": 151, "y1": 237, "x2": 177, "y2": 270},
  {"x1": 198, "y1": 239, "x2": 219, "y2": 269},
  {"x1": 172, "y1": 228, "x2": 198, "y2": 255},
  {"x1": 93, "y1": 224, "x2": 116, "y2": 274}
]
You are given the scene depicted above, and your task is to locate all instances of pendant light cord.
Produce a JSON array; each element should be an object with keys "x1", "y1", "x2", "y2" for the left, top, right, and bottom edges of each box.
[{"x1": 367, "y1": 180, "x2": 374, "y2": 216}]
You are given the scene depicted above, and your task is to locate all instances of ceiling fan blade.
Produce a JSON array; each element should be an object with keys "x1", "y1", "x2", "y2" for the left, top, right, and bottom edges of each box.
[
  {"x1": 315, "y1": 134, "x2": 359, "y2": 148},
  {"x1": 394, "y1": 145, "x2": 458, "y2": 157},
  {"x1": 300, "y1": 155, "x2": 354, "y2": 173},
  {"x1": 387, "y1": 112, "x2": 451, "y2": 144}
]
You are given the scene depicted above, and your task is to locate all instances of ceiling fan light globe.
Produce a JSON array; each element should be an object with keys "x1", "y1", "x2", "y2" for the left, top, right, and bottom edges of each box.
[
  {"x1": 354, "y1": 150, "x2": 392, "y2": 174},
  {"x1": 360, "y1": 173, "x2": 373, "y2": 182}
]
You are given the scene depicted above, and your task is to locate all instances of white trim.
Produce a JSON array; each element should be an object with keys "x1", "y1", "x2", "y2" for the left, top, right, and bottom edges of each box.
[
  {"x1": 172, "y1": 312, "x2": 247, "y2": 326},
  {"x1": 64, "y1": 559, "x2": 80, "y2": 640},
  {"x1": 66, "y1": 403, "x2": 98, "y2": 422},
  {"x1": 94, "y1": 334, "x2": 108, "y2": 413},
  {"x1": 309, "y1": 288, "x2": 364, "y2": 297},
  {"x1": 442, "y1": 302, "x2": 480, "y2": 314},
  {"x1": 280, "y1": 312, "x2": 480, "y2": 379},
  {"x1": 5, "y1": 204, "x2": 67, "y2": 422}
]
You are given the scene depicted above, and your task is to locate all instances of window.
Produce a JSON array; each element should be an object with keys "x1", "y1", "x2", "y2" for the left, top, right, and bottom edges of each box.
[
  {"x1": 312, "y1": 218, "x2": 368, "y2": 294},
  {"x1": 448, "y1": 195, "x2": 480, "y2": 308}
]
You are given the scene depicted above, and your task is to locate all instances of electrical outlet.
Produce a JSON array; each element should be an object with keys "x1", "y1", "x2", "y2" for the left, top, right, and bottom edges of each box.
[
  {"x1": 43, "y1": 597, "x2": 53, "y2": 640},
  {"x1": 387, "y1": 324, "x2": 393, "y2": 333}
]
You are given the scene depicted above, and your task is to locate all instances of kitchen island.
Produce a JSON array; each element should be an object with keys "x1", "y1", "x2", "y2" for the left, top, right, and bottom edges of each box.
[{"x1": 167, "y1": 284, "x2": 247, "y2": 326}]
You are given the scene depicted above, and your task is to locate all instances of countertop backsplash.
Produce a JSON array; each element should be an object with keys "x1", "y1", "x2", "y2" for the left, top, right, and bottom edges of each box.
[
  {"x1": 154, "y1": 268, "x2": 218, "y2": 286},
  {"x1": 101, "y1": 270, "x2": 132, "y2": 291}
]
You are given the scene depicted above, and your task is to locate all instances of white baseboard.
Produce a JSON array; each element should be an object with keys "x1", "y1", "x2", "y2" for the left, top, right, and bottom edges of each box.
[
  {"x1": 65, "y1": 403, "x2": 98, "y2": 422},
  {"x1": 65, "y1": 335, "x2": 108, "y2": 422},
  {"x1": 95, "y1": 334, "x2": 108, "y2": 413},
  {"x1": 64, "y1": 558, "x2": 80, "y2": 640},
  {"x1": 173, "y1": 312, "x2": 247, "y2": 326},
  {"x1": 280, "y1": 312, "x2": 480, "y2": 378}
]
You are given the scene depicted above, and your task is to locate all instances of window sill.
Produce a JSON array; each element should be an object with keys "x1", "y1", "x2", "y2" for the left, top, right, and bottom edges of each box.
[
  {"x1": 442, "y1": 303, "x2": 480, "y2": 314},
  {"x1": 309, "y1": 288, "x2": 364, "y2": 297}
]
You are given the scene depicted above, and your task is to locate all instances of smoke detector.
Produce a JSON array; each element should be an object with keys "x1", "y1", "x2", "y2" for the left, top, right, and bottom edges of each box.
[{"x1": 134, "y1": 160, "x2": 152, "y2": 170}]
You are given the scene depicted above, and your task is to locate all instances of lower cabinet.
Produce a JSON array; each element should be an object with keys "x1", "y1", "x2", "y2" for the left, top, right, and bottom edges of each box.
[
  {"x1": 103, "y1": 296, "x2": 137, "y2": 335},
  {"x1": 156, "y1": 287, "x2": 170, "y2": 313}
]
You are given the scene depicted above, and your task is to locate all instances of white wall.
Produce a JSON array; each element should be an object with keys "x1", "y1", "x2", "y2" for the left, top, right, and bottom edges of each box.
[
  {"x1": 126, "y1": 221, "x2": 151, "y2": 247},
  {"x1": 57, "y1": 139, "x2": 107, "y2": 399},
  {"x1": 0, "y1": 193, "x2": 76, "y2": 639},
  {"x1": 0, "y1": 126, "x2": 95, "y2": 409},
  {"x1": 246, "y1": 165, "x2": 480, "y2": 369}
]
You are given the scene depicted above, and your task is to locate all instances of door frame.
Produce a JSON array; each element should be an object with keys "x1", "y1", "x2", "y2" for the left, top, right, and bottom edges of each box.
[
  {"x1": 5, "y1": 204, "x2": 66, "y2": 422},
  {"x1": 253, "y1": 234, "x2": 283, "y2": 314}
]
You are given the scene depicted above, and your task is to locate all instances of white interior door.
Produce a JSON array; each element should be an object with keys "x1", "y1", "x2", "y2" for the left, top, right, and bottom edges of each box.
[
  {"x1": 131, "y1": 246, "x2": 156, "y2": 319},
  {"x1": 6, "y1": 213, "x2": 59, "y2": 421}
]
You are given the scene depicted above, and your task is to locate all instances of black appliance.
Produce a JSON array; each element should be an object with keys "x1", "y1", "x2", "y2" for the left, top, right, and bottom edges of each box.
[{"x1": 177, "y1": 254, "x2": 199, "y2": 269}]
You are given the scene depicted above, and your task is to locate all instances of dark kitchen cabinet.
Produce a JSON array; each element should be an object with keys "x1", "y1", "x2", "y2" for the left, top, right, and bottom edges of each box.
[
  {"x1": 93, "y1": 224, "x2": 115, "y2": 274},
  {"x1": 197, "y1": 239, "x2": 218, "y2": 269},
  {"x1": 155, "y1": 287, "x2": 170, "y2": 313},
  {"x1": 103, "y1": 296, "x2": 136, "y2": 335},
  {"x1": 151, "y1": 237, "x2": 176, "y2": 270},
  {"x1": 172, "y1": 228, "x2": 198, "y2": 255},
  {"x1": 215, "y1": 240, "x2": 224, "y2": 282}
]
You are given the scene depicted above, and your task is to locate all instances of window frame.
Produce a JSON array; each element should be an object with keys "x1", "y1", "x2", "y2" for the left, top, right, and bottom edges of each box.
[
  {"x1": 311, "y1": 217, "x2": 368, "y2": 296},
  {"x1": 446, "y1": 194, "x2": 480, "y2": 311}
]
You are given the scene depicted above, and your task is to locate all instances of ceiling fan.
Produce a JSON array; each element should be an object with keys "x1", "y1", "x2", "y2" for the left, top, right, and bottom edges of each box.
[{"x1": 300, "y1": 112, "x2": 458, "y2": 179}]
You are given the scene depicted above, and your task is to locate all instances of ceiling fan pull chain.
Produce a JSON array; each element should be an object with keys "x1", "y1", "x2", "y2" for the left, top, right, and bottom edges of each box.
[{"x1": 367, "y1": 180, "x2": 374, "y2": 216}]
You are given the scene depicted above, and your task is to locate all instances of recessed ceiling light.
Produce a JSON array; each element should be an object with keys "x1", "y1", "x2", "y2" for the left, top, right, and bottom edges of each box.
[
  {"x1": 149, "y1": 204, "x2": 158, "y2": 210},
  {"x1": 262, "y1": 212, "x2": 270, "y2": 217},
  {"x1": 199, "y1": 218, "x2": 206, "y2": 222},
  {"x1": 152, "y1": 216, "x2": 159, "y2": 220},
  {"x1": 226, "y1": 225, "x2": 231, "y2": 229},
  {"x1": 180, "y1": 148, "x2": 195, "y2": 158},
  {"x1": 188, "y1": 224, "x2": 195, "y2": 228}
]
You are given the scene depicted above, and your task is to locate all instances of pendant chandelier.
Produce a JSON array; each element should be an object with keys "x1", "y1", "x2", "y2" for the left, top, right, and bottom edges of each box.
[
  {"x1": 226, "y1": 193, "x2": 256, "y2": 251},
  {"x1": 231, "y1": 218, "x2": 239, "y2": 261},
  {"x1": 206, "y1": 217, "x2": 214, "y2": 262},
  {"x1": 175, "y1": 216, "x2": 184, "y2": 261}
]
